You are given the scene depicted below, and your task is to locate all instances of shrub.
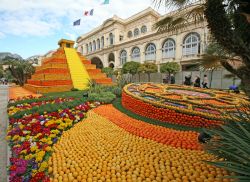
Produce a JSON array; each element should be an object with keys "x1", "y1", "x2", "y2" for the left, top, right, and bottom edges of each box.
[
  {"x1": 88, "y1": 92, "x2": 116, "y2": 104},
  {"x1": 113, "y1": 87, "x2": 122, "y2": 97}
]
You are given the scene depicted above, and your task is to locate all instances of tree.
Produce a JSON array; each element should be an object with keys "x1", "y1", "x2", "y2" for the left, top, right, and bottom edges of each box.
[
  {"x1": 160, "y1": 62, "x2": 180, "y2": 77},
  {"x1": 0, "y1": 66, "x2": 3, "y2": 78},
  {"x1": 4, "y1": 59, "x2": 35, "y2": 86},
  {"x1": 153, "y1": 0, "x2": 250, "y2": 97},
  {"x1": 199, "y1": 43, "x2": 223, "y2": 88},
  {"x1": 138, "y1": 62, "x2": 158, "y2": 82},
  {"x1": 101, "y1": 67, "x2": 114, "y2": 78},
  {"x1": 122, "y1": 61, "x2": 141, "y2": 82}
]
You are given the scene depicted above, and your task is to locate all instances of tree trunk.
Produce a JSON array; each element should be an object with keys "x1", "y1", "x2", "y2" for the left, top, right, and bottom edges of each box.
[
  {"x1": 148, "y1": 73, "x2": 150, "y2": 82},
  {"x1": 138, "y1": 73, "x2": 141, "y2": 82},
  {"x1": 241, "y1": 77, "x2": 250, "y2": 99}
]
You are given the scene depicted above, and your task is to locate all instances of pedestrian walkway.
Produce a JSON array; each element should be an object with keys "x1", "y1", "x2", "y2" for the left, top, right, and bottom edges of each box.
[
  {"x1": 9, "y1": 86, "x2": 41, "y2": 100},
  {"x1": 0, "y1": 85, "x2": 9, "y2": 182}
]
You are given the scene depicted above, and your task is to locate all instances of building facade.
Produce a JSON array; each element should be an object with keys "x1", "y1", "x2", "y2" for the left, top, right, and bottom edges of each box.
[{"x1": 76, "y1": 6, "x2": 210, "y2": 71}]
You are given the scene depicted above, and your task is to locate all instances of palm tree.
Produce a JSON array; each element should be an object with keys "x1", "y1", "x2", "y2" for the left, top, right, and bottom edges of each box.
[
  {"x1": 3, "y1": 58, "x2": 35, "y2": 86},
  {"x1": 153, "y1": 0, "x2": 250, "y2": 97}
]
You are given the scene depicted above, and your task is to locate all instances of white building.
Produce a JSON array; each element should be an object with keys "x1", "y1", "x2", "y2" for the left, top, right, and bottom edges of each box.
[{"x1": 76, "y1": 6, "x2": 210, "y2": 71}]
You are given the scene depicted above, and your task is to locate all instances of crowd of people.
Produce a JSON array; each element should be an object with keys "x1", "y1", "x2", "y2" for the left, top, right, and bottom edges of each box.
[
  {"x1": 164, "y1": 74, "x2": 209, "y2": 88},
  {"x1": 0, "y1": 78, "x2": 8, "y2": 85},
  {"x1": 184, "y1": 74, "x2": 209, "y2": 88}
]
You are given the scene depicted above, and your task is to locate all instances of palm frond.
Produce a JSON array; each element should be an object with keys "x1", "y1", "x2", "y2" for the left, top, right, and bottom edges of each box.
[
  {"x1": 153, "y1": 0, "x2": 192, "y2": 9},
  {"x1": 154, "y1": 3, "x2": 205, "y2": 32},
  {"x1": 203, "y1": 105, "x2": 250, "y2": 181},
  {"x1": 199, "y1": 55, "x2": 222, "y2": 70}
]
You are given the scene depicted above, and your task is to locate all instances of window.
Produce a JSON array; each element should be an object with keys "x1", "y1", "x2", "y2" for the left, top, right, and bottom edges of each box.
[
  {"x1": 141, "y1": 25, "x2": 147, "y2": 33},
  {"x1": 85, "y1": 44, "x2": 88, "y2": 53},
  {"x1": 127, "y1": 31, "x2": 132, "y2": 38},
  {"x1": 145, "y1": 43, "x2": 156, "y2": 61},
  {"x1": 162, "y1": 39, "x2": 175, "y2": 58},
  {"x1": 93, "y1": 40, "x2": 96, "y2": 51},
  {"x1": 101, "y1": 36, "x2": 104, "y2": 48},
  {"x1": 89, "y1": 42, "x2": 92, "y2": 52},
  {"x1": 66, "y1": 43, "x2": 70, "y2": 48},
  {"x1": 97, "y1": 39, "x2": 100, "y2": 50},
  {"x1": 120, "y1": 50, "x2": 127, "y2": 65},
  {"x1": 109, "y1": 33, "x2": 114, "y2": 45},
  {"x1": 119, "y1": 35, "x2": 124, "y2": 41},
  {"x1": 131, "y1": 47, "x2": 140, "y2": 61},
  {"x1": 134, "y1": 28, "x2": 139, "y2": 37},
  {"x1": 183, "y1": 33, "x2": 200, "y2": 56}
]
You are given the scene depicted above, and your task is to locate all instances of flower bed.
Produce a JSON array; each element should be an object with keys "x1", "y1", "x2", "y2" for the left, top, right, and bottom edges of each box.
[
  {"x1": 8, "y1": 98, "x2": 75, "y2": 116},
  {"x1": 6, "y1": 101, "x2": 100, "y2": 182},
  {"x1": 122, "y1": 83, "x2": 249, "y2": 128}
]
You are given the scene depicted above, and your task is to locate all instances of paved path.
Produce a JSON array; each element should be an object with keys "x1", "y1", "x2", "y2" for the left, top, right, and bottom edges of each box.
[
  {"x1": 9, "y1": 86, "x2": 41, "y2": 100},
  {"x1": 0, "y1": 85, "x2": 9, "y2": 182}
]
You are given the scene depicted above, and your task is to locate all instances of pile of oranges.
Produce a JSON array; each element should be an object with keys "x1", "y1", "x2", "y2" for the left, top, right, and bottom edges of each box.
[
  {"x1": 49, "y1": 108, "x2": 233, "y2": 182},
  {"x1": 94, "y1": 105, "x2": 201, "y2": 150}
]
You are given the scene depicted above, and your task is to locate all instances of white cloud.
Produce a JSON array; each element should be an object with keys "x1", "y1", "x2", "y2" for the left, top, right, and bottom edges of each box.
[
  {"x1": 0, "y1": 0, "x2": 168, "y2": 38},
  {"x1": 0, "y1": 32, "x2": 5, "y2": 39},
  {"x1": 65, "y1": 32, "x2": 76, "y2": 40}
]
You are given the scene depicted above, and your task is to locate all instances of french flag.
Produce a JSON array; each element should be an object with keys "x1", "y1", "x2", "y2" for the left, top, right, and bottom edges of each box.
[{"x1": 84, "y1": 9, "x2": 94, "y2": 16}]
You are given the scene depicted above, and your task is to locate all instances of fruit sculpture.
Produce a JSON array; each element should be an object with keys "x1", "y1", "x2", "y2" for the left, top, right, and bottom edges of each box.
[
  {"x1": 122, "y1": 83, "x2": 249, "y2": 128},
  {"x1": 24, "y1": 39, "x2": 112, "y2": 93},
  {"x1": 48, "y1": 108, "x2": 233, "y2": 182}
]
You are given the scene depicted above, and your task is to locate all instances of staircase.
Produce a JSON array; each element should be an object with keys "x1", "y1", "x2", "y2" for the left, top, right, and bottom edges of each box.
[{"x1": 64, "y1": 47, "x2": 90, "y2": 90}]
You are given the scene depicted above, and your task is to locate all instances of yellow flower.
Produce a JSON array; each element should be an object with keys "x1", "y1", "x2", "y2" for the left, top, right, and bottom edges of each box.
[
  {"x1": 38, "y1": 161, "x2": 48, "y2": 172},
  {"x1": 31, "y1": 146, "x2": 38, "y2": 152},
  {"x1": 45, "y1": 146, "x2": 52, "y2": 152},
  {"x1": 12, "y1": 135, "x2": 20, "y2": 141},
  {"x1": 19, "y1": 124, "x2": 24, "y2": 130},
  {"x1": 20, "y1": 149, "x2": 27, "y2": 154},
  {"x1": 51, "y1": 129, "x2": 60, "y2": 134},
  {"x1": 5, "y1": 136, "x2": 11, "y2": 140}
]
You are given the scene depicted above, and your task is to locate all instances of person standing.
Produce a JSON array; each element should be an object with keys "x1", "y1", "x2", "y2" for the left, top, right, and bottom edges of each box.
[
  {"x1": 194, "y1": 75, "x2": 201, "y2": 87},
  {"x1": 170, "y1": 74, "x2": 175, "y2": 84},
  {"x1": 184, "y1": 75, "x2": 192, "y2": 86},
  {"x1": 202, "y1": 74, "x2": 209, "y2": 88}
]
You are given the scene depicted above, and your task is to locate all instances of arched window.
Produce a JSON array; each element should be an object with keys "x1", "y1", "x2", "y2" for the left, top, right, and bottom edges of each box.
[
  {"x1": 89, "y1": 42, "x2": 92, "y2": 52},
  {"x1": 101, "y1": 36, "x2": 104, "y2": 48},
  {"x1": 145, "y1": 43, "x2": 156, "y2": 61},
  {"x1": 162, "y1": 39, "x2": 175, "y2": 58},
  {"x1": 131, "y1": 47, "x2": 140, "y2": 61},
  {"x1": 93, "y1": 40, "x2": 96, "y2": 51},
  {"x1": 183, "y1": 32, "x2": 200, "y2": 56},
  {"x1": 141, "y1": 25, "x2": 147, "y2": 33},
  {"x1": 120, "y1": 50, "x2": 127, "y2": 65},
  {"x1": 127, "y1": 31, "x2": 132, "y2": 38},
  {"x1": 85, "y1": 44, "x2": 88, "y2": 54},
  {"x1": 97, "y1": 39, "x2": 100, "y2": 50},
  {"x1": 134, "y1": 28, "x2": 139, "y2": 37},
  {"x1": 109, "y1": 33, "x2": 114, "y2": 45}
]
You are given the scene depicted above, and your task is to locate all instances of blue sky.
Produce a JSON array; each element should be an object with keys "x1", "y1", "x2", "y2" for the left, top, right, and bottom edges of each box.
[{"x1": 0, "y1": 0, "x2": 168, "y2": 59}]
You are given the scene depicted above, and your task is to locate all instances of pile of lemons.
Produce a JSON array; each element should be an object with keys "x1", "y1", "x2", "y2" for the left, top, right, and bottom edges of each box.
[{"x1": 48, "y1": 111, "x2": 232, "y2": 182}]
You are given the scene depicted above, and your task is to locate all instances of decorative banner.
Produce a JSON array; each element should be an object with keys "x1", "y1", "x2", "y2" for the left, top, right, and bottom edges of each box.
[
  {"x1": 73, "y1": 19, "x2": 80, "y2": 26},
  {"x1": 84, "y1": 9, "x2": 94, "y2": 16}
]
